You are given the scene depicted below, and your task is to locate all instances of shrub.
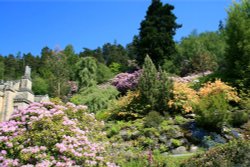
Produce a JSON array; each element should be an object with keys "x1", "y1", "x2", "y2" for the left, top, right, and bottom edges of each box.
[
  {"x1": 195, "y1": 93, "x2": 232, "y2": 132},
  {"x1": 168, "y1": 82, "x2": 199, "y2": 113},
  {"x1": 96, "y1": 63, "x2": 114, "y2": 84},
  {"x1": 144, "y1": 111, "x2": 164, "y2": 128},
  {"x1": 198, "y1": 79, "x2": 240, "y2": 102},
  {"x1": 0, "y1": 102, "x2": 117, "y2": 167},
  {"x1": 109, "y1": 91, "x2": 142, "y2": 120},
  {"x1": 32, "y1": 75, "x2": 49, "y2": 95},
  {"x1": 76, "y1": 57, "x2": 97, "y2": 89},
  {"x1": 231, "y1": 110, "x2": 249, "y2": 126},
  {"x1": 70, "y1": 85, "x2": 119, "y2": 113},
  {"x1": 181, "y1": 140, "x2": 250, "y2": 167},
  {"x1": 111, "y1": 70, "x2": 141, "y2": 93}
]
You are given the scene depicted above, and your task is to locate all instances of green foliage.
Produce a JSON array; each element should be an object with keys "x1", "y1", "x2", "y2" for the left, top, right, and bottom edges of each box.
[
  {"x1": 195, "y1": 93, "x2": 232, "y2": 132},
  {"x1": 76, "y1": 57, "x2": 97, "y2": 89},
  {"x1": 157, "y1": 68, "x2": 173, "y2": 112},
  {"x1": 63, "y1": 45, "x2": 79, "y2": 80},
  {"x1": 0, "y1": 60, "x2": 4, "y2": 79},
  {"x1": 144, "y1": 111, "x2": 164, "y2": 128},
  {"x1": 174, "y1": 115, "x2": 188, "y2": 125},
  {"x1": 162, "y1": 59, "x2": 180, "y2": 74},
  {"x1": 138, "y1": 55, "x2": 159, "y2": 112},
  {"x1": 177, "y1": 31, "x2": 225, "y2": 75},
  {"x1": 225, "y1": 0, "x2": 250, "y2": 88},
  {"x1": 96, "y1": 63, "x2": 114, "y2": 84},
  {"x1": 70, "y1": 85, "x2": 119, "y2": 113},
  {"x1": 181, "y1": 140, "x2": 250, "y2": 167},
  {"x1": 134, "y1": 0, "x2": 181, "y2": 67},
  {"x1": 102, "y1": 42, "x2": 129, "y2": 69},
  {"x1": 109, "y1": 62, "x2": 122, "y2": 74},
  {"x1": 138, "y1": 55, "x2": 172, "y2": 114},
  {"x1": 32, "y1": 75, "x2": 49, "y2": 95},
  {"x1": 231, "y1": 110, "x2": 249, "y2": 126},
  {"x1": 171, "y1": 139, "x2": 182, "y2": 147}
]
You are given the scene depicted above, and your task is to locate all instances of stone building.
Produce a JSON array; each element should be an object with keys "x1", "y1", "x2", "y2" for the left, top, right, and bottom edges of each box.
[{"x1": 0, "y1": 66, "x2": 49, "y2": 121}]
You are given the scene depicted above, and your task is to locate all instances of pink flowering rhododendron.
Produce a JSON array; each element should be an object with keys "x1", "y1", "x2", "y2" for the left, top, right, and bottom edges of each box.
[
  {"x1": 111, "y1": 70, "x2": 142, "y2": 93},
  {"x1": 0, "y1": 102, "x2": 118, "y2": 167}
]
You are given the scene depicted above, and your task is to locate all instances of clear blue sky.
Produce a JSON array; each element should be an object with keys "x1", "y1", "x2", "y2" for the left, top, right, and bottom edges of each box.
[{"x1": 0, "y1": 0, "x2": 232, "y2": 56}]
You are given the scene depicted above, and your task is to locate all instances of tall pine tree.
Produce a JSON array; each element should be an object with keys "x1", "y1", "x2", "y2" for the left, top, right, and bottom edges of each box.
[{"x1": 134, "y1": 0, "x2": 181, "y2": 67}]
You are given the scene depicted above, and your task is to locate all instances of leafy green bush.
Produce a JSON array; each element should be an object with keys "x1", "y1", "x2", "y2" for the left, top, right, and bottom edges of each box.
[
  {"x1": 195, "y1": 93, "x2": 232, "y2": 132},
  {"x1": 181, "y1": 140, "x2": 250, "y2": 167},
  {"x1": 96, "y1": 63, "x2": 114, "y2": 84},
  {"x1": 231, "y1": 110, "x2": 249, "y2": 126},
  {"x1": 70, "y1": 85, "x2": 119, "y2": 113},
  {"x1": 32, "y1": 75, "x2": 49, "y2": 95},
  {"x1": 144, "y1": 111, "x2": 164, "y2": 128}
]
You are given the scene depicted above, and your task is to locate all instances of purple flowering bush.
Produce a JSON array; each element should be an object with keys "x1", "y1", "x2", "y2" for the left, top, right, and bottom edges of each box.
[
  {"x1": 0, "y1": 102, "x2": 118, "y2": 167},
  {"x1": 111, "y1": 70, "x2": 142, "y2": 93}
]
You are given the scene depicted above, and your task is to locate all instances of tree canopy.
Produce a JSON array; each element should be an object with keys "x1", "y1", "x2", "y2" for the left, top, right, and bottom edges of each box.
[{"x1": 134, "y1": 0, "x2": 181, "y2": 67}]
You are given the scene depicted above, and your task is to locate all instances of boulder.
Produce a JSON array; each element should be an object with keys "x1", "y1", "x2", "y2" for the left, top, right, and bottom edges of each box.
[
  {"x1": 171, "y1": 146, "x2": 187, "y2": 154},
  {"x1": 159, "y1": 134, "x2": 168, "y2": 143},
  {"x1": 190, "y1": 145, "x2": 198, "y2": 153}
]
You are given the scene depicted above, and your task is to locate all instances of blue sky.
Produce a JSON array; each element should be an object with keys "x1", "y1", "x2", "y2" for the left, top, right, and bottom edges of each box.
[{"x1": 0, "y1": 0, "x2": 232, "y2": 56}]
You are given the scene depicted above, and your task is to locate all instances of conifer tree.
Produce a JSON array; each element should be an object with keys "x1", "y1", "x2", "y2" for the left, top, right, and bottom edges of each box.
[
  {"x1": 138, "y1": 55, "x2": 172, "y2": 114},
  {"x1": 135, "y1": 0, "x2": 181, "y2": 67},
  {"x1": 138, "y1": 55, "x2": 159, "y2": 111}
]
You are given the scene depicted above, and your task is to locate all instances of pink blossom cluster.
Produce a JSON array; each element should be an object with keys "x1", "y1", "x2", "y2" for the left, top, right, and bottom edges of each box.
[
  {"x1": 0, "y1": 102, "x2": 118, "y2": 167},
  {"x1": 111, "y1": 70, "x2": 142, "y2": 93}
]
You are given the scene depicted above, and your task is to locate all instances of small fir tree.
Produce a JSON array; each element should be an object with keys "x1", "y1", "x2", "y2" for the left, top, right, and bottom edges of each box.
[
  {"x1": 138, "y1": 55, "x2": 172, "y2": 114},
  {"x1": 138, "y1": 55, "x2": 159, "y2": 112}
]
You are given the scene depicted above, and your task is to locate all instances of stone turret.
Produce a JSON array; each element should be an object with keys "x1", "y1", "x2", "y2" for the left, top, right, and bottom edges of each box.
[
  {"x1": 20, "y1": 66, "x2": 32, "y2": 91},
  {"x1": 0, "y1": 66, "x2": 49, "y2": 122},
  {"x1": 14, "y1": 66, "x2": 34, "y2": 110}
]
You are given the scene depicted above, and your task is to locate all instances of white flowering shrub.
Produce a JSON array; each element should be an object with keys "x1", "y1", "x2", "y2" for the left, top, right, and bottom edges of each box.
[{"x1": 0, "y1": 102, "x2": 118, "y2": 167}]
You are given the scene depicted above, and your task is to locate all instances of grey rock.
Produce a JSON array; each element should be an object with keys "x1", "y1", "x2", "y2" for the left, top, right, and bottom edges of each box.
[
  {"x1": 120, "y1": 130, "x2": 130, "y2": 141},
  {"x1": 180, "y1": 138, "x2": 188, "y2": 145},
  {"x1": 131, "y1": 130, "x2": 140, "y2": 139},
  {"x1": 159, "y1": 134, "x2": 168, "y2": 143},
  {"x1": 161, "y1": 152, "x2": 169, "y2": 157},
  {"x1": 185, "y1": 113, "x2": 196, "y2": 119},
  {"x1": 190, "y1": 145, "x2": 198, "y2": 153},
  {"x1": 172, "y1": 146, "x2": 187, "y2": 154},
  {"x1": 166, "y1": 140, "x2": 172, "y2": 148}
]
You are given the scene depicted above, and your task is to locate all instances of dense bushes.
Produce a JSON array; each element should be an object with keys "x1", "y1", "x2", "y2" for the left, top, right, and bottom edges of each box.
[
  {"x1": 195, "y1": 93, "x2": 232, "y2": 132},
  {"x1": 70, "y1": 85, "x2": 119, "y2": 113},
  {"x1": 0, "y1": 102, "x2": 117, "y2": 167},
  {"x1": 168, "y1": 82, "x2": 199, "y2": 113},
  {"x1": 181, "y1": 140, "x2": 250, "y2": 167},
  {"x1": 111, "y1": 70, "x2": 141, "y2": 93}
]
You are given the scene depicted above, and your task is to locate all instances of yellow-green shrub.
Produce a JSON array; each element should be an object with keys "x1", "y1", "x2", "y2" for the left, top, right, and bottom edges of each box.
[{"x1": 168, "y1": 82, "x2": 199, "y2": 113}]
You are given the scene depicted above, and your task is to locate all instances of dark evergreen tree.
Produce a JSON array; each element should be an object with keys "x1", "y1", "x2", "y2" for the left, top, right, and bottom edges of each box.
[{"x1": 134, "y1": 0, "x2": 181, "y2": 67}]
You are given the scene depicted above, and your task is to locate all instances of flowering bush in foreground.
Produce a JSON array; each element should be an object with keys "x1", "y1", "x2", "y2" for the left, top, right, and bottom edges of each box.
[
  {"x1": 111, "y1": 70, "x2": 141, "y2": 93},
  {"x1": 0, "y1": 102, "x2": 118, "y2": 167}
]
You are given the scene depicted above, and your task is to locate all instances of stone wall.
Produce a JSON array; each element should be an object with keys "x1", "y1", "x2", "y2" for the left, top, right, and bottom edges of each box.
[{"x1": 0, "y1": 66, "x2": 49, "y2": 122}]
